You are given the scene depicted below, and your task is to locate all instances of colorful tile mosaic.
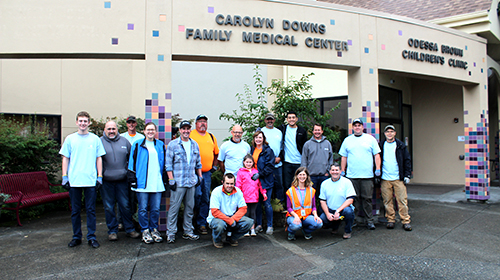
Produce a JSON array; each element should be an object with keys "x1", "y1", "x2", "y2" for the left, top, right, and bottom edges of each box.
[
  {"x1": 495, "y1": 132, "x2": 499, "y2": 180},
  {"x1": 464, "y1": 111, "x2": 490, "y2": 200},
  {"x1": 144, "y1": 93, "x2": 171, "y2": 144}
]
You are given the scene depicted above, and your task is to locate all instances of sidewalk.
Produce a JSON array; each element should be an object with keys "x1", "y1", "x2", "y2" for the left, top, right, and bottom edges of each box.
[{"x1": 1, "y1": 186, "x2": 499, "y2": 280}]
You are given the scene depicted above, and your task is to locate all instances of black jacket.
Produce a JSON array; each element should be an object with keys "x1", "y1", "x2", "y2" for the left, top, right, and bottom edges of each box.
[
  {"x1": 379, "y1": 138, "x2": 412, "y2": 181},
  {"x1": 278, "y1": 124, "x2": 308, "y2": 161}
]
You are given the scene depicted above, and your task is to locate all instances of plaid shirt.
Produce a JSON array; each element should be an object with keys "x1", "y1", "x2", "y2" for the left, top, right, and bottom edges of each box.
[{"x1": 165, "y1": 138, "x2": 202, "y2": 187}]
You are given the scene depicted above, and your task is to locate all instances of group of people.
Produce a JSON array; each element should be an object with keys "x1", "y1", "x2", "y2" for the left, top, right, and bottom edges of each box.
[{"x1": 60, "y1": 110, "x2": 412, "y2": 249}]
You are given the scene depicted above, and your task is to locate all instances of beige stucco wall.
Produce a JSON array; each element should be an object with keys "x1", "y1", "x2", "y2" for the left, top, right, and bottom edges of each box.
[{"x1": 412, "y1": 79, "x2": 465, "y2": 184}]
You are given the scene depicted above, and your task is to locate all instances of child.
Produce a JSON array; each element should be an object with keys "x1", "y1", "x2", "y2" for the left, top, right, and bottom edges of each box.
[{"x1": 236, "y1": 154, "x2": 267, "y2": 236}]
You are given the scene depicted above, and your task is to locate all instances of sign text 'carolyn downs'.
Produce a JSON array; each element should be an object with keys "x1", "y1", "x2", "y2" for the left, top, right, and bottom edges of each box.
[
  {"x1": 402, "y1": 38, "x2": 468, "y2": 70},
  {"x1": 184, "y1": 14, "x2": 349, "y2": 52}
]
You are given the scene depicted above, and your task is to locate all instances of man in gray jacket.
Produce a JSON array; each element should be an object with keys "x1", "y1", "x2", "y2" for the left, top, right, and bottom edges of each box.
[
  {"x1": 101, "y1": 121, "x2": 140, "y2": 241},
  {"x1": 301, "y1": 123, "x2": 333, "y2": 198}
]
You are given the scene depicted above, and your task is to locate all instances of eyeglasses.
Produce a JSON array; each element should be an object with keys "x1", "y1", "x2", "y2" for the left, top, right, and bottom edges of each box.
[{"x1": 232, "y1": 131, "x2": 243, "y2": 134}]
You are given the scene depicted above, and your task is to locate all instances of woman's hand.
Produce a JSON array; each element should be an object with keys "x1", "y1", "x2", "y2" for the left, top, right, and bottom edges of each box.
[{"x1": 293, "y1": 216, "x2": 301, "y2": 225}]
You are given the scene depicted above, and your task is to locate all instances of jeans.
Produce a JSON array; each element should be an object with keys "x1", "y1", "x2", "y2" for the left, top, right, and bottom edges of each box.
[
  {"x1": 350, "y1": 178, "x2": 375, "y2": 223},
  {"x1": 136, "y1": 192, "x2": 162, "y2": 232},
  {"x1": 273, "y1": 166, "x2": 285, "y2": 204},
  {"x1": 287, "y1": 215, "x2": 323, "y2": 234},
  {"x1": 320, "y1": 206, "x2": 355, "y2": 233},
  {"x1": 195, "y1": 171, "x2": 212, "y2": 227},
  {"x1": 69, "y1": 186, "x2": 97, "y2": 241},
  {"x1": 310, "y1": 175, "x2": 329, "y2": 196},
  {"x1": 209, "y1": 216, "x2": 254, "y2": 243},
  {"x1": 381, "y1": 179, "x2": 411, "y2": 224},
  {"x1": 101, "y1": 179, "x2": 135, "y2": 234},
  {"x1": 283, "y1": 162, "x2": 300, "y2": 192},
  {"x1": 255, "y1": 188, "x2": 273, "y2": 228}
]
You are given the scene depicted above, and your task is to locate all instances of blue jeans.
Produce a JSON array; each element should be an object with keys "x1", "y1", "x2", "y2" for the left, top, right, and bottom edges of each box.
[
  {"x1": 287, "y1": 215, "x2": 323, "y2": 234},
  {"x1": 320, "y1": 206, "x2": 355, "y2": 234},
  {"x1": 209, "y1": 216, "x2": 253, "y2": 243},
  {"x1": 195, "y1": 171, "x2": 212, "y2": 227},
  {"x1": 255, "y1": 188, "x2": 273, "y2": 228},
  {"x1": 273, "y1": 166, "x2": 284, "y2": 204},
  {"x1": 310, "y1": 175, "x2": 328, "y2": 196},
  {"x1": 283, "y1": 162, "x2": 300, "y2": 192},
  {"x1": 69, "y1": 186, "x2": 97, "y2": 241},
  {"x1": 136, "y1": 192, "x2": 162, "y2": 232},
  {"x1": 101, "y1": 180, "x2": 135, "y2": 234}
]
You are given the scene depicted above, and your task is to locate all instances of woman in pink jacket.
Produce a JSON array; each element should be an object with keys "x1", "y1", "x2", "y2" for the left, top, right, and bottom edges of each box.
[{"x1": 236, "y1": 154, "x2": 267, "y2": 236}]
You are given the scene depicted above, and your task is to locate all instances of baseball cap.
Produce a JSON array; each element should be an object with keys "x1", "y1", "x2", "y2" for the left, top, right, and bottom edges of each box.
[
  {"x1": 196, "y1": 114, "x2": 208, "y2": 121},
  {"x1": 126, "y1": 116, "x2": 137, "y2": 122},
  {"x1": 352, "y1": 118, "x2": 363, "y2": 125},
  {"x1": 265, "y1": 113, "x2": 275, "y2": 120},
  {"x1": 179, "y1": 120, "x2": 191, "y2": 128},
  {"x1": 384, "y1": 125, "x2": 396, "y2": 132}
]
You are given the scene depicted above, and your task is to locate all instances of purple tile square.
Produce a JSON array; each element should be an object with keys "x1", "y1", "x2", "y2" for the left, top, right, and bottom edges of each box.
[
  {"x1": 146, "y1": 107, "x2": 152, "y2": 113},
  {"x1": 375, "y1": 101, "x2": 379, "y2": 106},
  {"x1": 348, "y1": 40, "x2": 352, "y2": 46},
  {"x1": 165, "y1": 112, "x2": 172, "y2": 118},
  {"x1": 337, "y1": 52, "x2": 342, "y2": 57},
  {"x1": 165, "y1": 93, "x2": 172, "y2": 99},
  {"x1": 208, "y1": 6, "x2": 214, "y2": 13},
  {"x1": 159, "y1": 106, "x2": 165, "y2": 113},
  {"x1": 146, "y1": 119, "x2": 151, "y2": 123},
  {"x1": 111, "y1": 38, "x2": 118, "y2": 45},
  {"x1": 159, "y1": 132, "x2": 165, "y2": 139},
  {"x1": 159, "y1": 119, "x2": 165, "y2": 125},
  {"x1": 398, "y1": 30, "x2": 403, "y2": 36},
  {"x1": 464, "y1": 110, "x2": 468, "y2": 115},
  {"x1": 127, "y1": 23, "x2": 134, "y2": 30},
  {"x1": 152, "y1": 99, "x2": 158, "y2": 106},
  {"x1": 348, "y1": 102, "x2": 352, "y2": 108}
]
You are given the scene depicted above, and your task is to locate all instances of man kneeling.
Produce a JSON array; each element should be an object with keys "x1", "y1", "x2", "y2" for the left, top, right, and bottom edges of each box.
[
  {"x1": 319, "y1": 163, "x2": 356, "y2": 239},
  {"x1": 207, "y1": 173, "x2": 253, "y2": 248}
]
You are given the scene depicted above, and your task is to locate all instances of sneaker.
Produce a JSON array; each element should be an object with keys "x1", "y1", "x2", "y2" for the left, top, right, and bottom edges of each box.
[
  {"x1": 367, "y1": 223, "x2": 376, "y2": 230},
  {"x1": 228, "y1": 239, "x2": 239, "y2": 247},
  {"x1": 244, "y1": 232, "x2": 250, "y2": 237},
  {"x1": 343, "y1": 232, "x2": 352, "y2": 239},
  {"x1": 213, "y1": 240, "x2": 223, "y2": 248},
  {"x1": 287, "y1": 233, "x2": 296, "y2": 241},
  {"x1": 198, "y1": 226, "x2": 208, "y2": 235},
  {"x1": 108, "y1": 233, "x2": 118, "y2": 241},
  {"x1": 255, "y1": 225, "x2": 263, "y2": 233},
  {"x1": 386, "y1": 222, "x2": 395, "y2": 229},
  {"x1": 118, "y1": 223, "x2": 125, "y2": 231},
  {"x1": 68, "y1": 239, "x2": 82, "y2": 247},
  {"x1": 304, "y1": 233, "x2": 313, "y2": 240},
  {"x1": 250, "y1": 229, "x2": 257, "y2": 237},
  {"x1": 167, "y1": 235, "x2": 175, "y2": 244},
  {"x1": 142, "y1": 230, "x2": 153, "y2": 244},
  {"x1": 151, "y1": 229, "x2": 163, "y2": 243},
  {"x1": 126, "y1": 231, "x2": 140, "y2": 239},
  {"x1": 266, "y1": 227, "x2": 274, "y2": 235},
  {"x1": 182, "y1": 232, "x2": 200, "y2": 241},
  {"x1": 403, "y1": 223, "x2": 412, "y2": 231}
]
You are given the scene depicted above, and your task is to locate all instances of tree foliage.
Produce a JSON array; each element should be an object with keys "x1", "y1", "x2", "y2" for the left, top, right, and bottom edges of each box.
[
  {"x1": 89, "y1": 116, "x2": 146, "y2": 136},
  {"x1": 219, "y1": 65, "x2": 340, "y2": 145},
  {"x1": 0, "y1": 116, "x2": 60, "y2": 179}
]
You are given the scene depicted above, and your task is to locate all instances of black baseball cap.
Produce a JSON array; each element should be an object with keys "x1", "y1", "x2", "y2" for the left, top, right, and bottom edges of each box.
[
  {"x1": 384, "y1": 125, "x2": 396, "y2": 132},
  {"x1": 179, "y1": 120, "x2": 191, "y2": 128},
  {"x1": 196, "y1": 114, "x2": 208, "y2": 121},
  {"x1": 126, "y1": 116, "x2": 137, "y2": 122},
  {"x1": 352, "y1": 118, "x2": 363, "y2": 125}
]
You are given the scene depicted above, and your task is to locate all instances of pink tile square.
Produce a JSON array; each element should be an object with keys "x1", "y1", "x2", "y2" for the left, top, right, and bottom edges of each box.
[{"x1": 178, "y1": 25, "x2": 185, "y2": 32}]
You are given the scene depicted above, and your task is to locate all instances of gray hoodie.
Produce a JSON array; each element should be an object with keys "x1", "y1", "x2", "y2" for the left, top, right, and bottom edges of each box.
[
  {"x1": 300, "y1": 135, "x2": 333, "y2": 176},
  {"x1": 100, "y1": 133, "x2": 131, "y2": 181}
]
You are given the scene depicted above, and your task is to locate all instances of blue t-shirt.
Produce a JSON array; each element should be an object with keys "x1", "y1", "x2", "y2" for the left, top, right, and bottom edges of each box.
[
  {"x1": 261, "y1": 127, "x2": 282, "y2": 167},
  {"x1": 319, "y1": 176, "x2": 356, "y2": 211},
  {"x1": 121, "y1": 132, "x2": 145, "y2": 144},
  {"x1": 207, "y1": 185, "x2": 247, "y2": 224},
  {"x1": 59, "y1": 132, "x2": 106, "y2": 187},
  {"x1": 382, "y1": 141, "x2": 399, "y2": 180},
  {"x1": 284, "y1": 126, "x2": 301, "y2": 164},
  {"x1": 339, "y1": 133, "x2": 381, "y2": 178},
  {"x1": 136, "y1": 140, "x2": 165, "y2": 193},
  {"x1": 217, "y1": 140, "x2": 251, "y2": 175}
]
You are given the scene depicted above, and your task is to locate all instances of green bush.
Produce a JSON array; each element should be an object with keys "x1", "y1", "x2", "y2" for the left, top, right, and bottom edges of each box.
[
  {"x1": 89, "y1": 116, "x2": 146, "y2": 136},
  {"x1": 0, "y1": 116, "x2": 60, "y2": 179}
]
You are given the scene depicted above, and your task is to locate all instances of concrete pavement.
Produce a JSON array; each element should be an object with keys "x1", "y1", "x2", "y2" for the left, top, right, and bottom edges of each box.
[{"x1": 1, "y1": 187, "x2": 499, "y2": 279}]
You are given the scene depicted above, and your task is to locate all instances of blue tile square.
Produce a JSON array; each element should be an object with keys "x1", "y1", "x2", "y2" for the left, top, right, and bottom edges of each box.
[
  {"x1": 104, "y1": 2, "x2": 111, "y2": 8},
  {"x1": 152, "y1": 30, "x2": 159, "y2": 37},
  {"x1": 330, "y1": 19, "x2": 335, "y2": 25},
  {"x1": 158, "y1": 55, "x2": 164, "y2": 61},
  {"x1": 364, "y1": 47, "x2": 369, "y2": 54}
]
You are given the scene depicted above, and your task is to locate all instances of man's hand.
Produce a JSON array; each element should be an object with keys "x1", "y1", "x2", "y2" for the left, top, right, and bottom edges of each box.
[
  {"x1": 96, "y1": 177, "x2": 103, "y2": 191},
  {"x1": 169, "y1": 179, "x2": 177, "y2": 191},
  {"x1": 326, "y1": 212, "x2": 335, "y2": 221},
  {"x1": 251, "y1": 173, "x2": 259, "y2": 181},
  {"x1": 230, "y1": 221, "x2": 236, "y2": 227},
  {"x1": 195, "y1": 175, "x2": 203, "y2": 187},
  {"x1": 374, "y1": 169, "x2": 381, "y2": 177},
  {"x1": 62, "y1": 175, "x2": 70, "y2": 191},
  {"x1": 404, "y1": 177, "x2": 410, "y2": 184},
  {"x1": 340, "y1": 171, "x2": 345, "y2": 177},
  {"x1": 275, "y1": 157, "x2": 281, "y2": 164},
  {"x1": 263, "y1": 193, "x2": 268, "y2": 201},
  {"x1": 333, "y1": 211, "x2": 341, "y2": 220}
]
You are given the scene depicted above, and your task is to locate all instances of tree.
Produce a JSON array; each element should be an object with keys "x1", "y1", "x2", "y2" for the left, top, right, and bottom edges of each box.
[{"x1": 219, "y1": 65, "x2": 269, "y2": 143}]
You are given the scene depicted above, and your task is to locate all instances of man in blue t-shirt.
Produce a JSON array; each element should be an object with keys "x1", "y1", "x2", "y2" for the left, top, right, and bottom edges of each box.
[
  {"x1": 339, "y1": 118, "x2": 381, "y2": 230},
  {"x1": 278, "y1": 112, "x2": 308, "y2": 195},
  {"x1": 217, "y1": 125, "x2": 250, "y2": 176},
  {"x1": 380, "y1": 125, "x2": 412, "y2": 231},
  {"x1": 60, "y1": 111, "x2": 106, "y2": 248}
]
